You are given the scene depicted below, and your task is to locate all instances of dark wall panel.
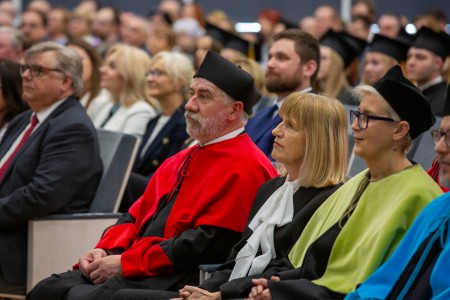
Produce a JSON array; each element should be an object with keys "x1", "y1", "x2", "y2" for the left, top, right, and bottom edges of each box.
[{"x1": 23, "y1": 0, "x2": 450, "y2": 25}]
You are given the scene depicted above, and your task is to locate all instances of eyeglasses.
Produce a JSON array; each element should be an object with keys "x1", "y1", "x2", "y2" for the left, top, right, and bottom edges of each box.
[
  {"x1": 20, "y1": 64, "x2": 63, "y2": 78},
  {"x1": 349, "y1": 110, "x2": 396, "y2": 130},
  {"x1": 431, "y1": 129, "x2": 450, "y2": 146},
  {"x1": 145, "y1": 69, "x2": 167, "y2": 78}
]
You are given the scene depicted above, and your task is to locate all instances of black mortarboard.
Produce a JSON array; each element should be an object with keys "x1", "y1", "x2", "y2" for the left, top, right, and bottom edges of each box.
[
  {"x1": 341, "y1": 31, "x2": 368, "y2": 54},
  {"x1": 368, "y1": 34, "x2": 410, "y2": 62},
  {"x1": 194, "y1": 51, "x2": 261, "y2": 115},
  {"x1": 320, "y1": 29, "x2": 359, "y2": 68},
  {"x1": 396, "y1": 27, "x2": 414, "y2": 46},
  {"x1": 373, "y1": 65, "x2": 435, "y2": 139},
  {"x1": 279, "y1": 18, "x2": 299, "y2": 30},
  {"x1": 411, "y1": 26, "x2": 450, "y2": 59},
  {"x1": 223, "y1": 31, "x2": 262, "y2": 62},
  {"x1": 443, "y1": 84, "x2": 450, "y2": 116},
  {"x1": 205, "y1": 22, "x2": 227, "y2": 46}
]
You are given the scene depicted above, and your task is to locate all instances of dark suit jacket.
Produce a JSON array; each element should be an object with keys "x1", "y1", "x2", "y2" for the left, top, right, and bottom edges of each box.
[
  {"x1": 199, "y1": 177, "x2": 342, "y2": 299},
  {"x1": 245, "y1": 105, "x2": 280, "y2": 161},
  {"x1": 133, "y1": 106, "x2": 188, "y2": 178},
  {"x1": 0, "y1": 96, "x2": 102, "y2": 285},
  {"x1": 423, "y1": 81, "x2": 447, "y2": 116}
]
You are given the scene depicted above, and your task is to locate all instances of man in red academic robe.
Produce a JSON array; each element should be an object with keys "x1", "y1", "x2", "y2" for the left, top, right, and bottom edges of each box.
[{"x1": 26, "y1": 51, "x2": 278, "y2": 300}]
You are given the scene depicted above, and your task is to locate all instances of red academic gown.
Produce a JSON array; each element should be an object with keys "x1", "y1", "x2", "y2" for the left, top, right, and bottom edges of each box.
[
  {"x1": 427, "y1": 158, "x2": 449, "y2": 193},
  {"x1": 97, "y1": 133, "x2": 277, "y2": 277},
  {"x1": 26, "y1": 134, "x2": 277, "y2": 300}
]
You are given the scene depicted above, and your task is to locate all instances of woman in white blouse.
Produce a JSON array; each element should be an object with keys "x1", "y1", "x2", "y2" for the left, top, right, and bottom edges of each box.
[{"x1": 93, "y1": 44, "x2": 158, "y2": 138}]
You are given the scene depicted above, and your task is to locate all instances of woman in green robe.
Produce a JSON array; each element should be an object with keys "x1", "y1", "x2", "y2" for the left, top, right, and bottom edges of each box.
[{"x1": 248, "y1": 66, "x2": 443, "y2": 300}]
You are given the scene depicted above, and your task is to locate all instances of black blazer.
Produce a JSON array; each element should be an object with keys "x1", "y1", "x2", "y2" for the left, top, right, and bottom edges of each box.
[
  {"x1": 199, "y1": 176, "x2": 342, "y2": 299},
  {"x1": 133, "y1": 106, "x2": 189, "y2": 178},
  {"x1": 0, "y1": 96, "x2": 102, "y2": 285},
  {"x1": 422, "y1": 81, "x2": 447, "y2": 117}
]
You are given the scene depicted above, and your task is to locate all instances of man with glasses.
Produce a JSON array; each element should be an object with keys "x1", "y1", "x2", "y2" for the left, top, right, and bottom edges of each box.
[
  {"x1": 346, "y1": 83, "x2": 450, "y2": 299},
  {"x1": 0, "y1": 42, "x2": 102, "y2": 294},
  {"x1": 428, "y1": 84, "x2": 450, "y2": 192}
]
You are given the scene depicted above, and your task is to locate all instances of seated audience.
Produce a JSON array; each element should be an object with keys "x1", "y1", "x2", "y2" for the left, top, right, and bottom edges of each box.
[
  {"x1": 121, "y1": 51, "x2": 193, "y2": 211},
  {"x1": 346, "y1": 84, "x2": 450, "y2": 299},
  {"x1": 111, "y1": 92, "x2": 349, "y2": 300},
  {"x1": 92, "y1": 44, "x2": 157, "y2": 138},
  {"x1": 427, "y1": 84, "x2": 450, "y2": 192},
  {"x1": 47, "y1": 6, "x2": 70, "y2": 44},
  {"x1": 146, "y1": 24, "x2": 176, "y2": 56},
  {"x1": 20, "y1": 9, "x2": 47, "y2": 49},
  {"x1": 66, "y1": 39, "x2": 110, "y2": 121},
  {"x1": 68, "y1": 8, "x2": 98, "y2": 47},
  {"x1": 0, "y1": 59, "x2": 27, "y2": 141},
  {"x1": 230, "y1": 56, "x2": 275, "y2": 115},
  {"x1": 26, "y1": 51, "x2": 278, "y2": 300},
  {"x1": 0, "y1": 26, "x2": 24, "y2": 63},
  {"x1": 0, "y1": 42, "x2": 102, "y2": 294},
  {"x1": 407, "y1": 26, "x2": 450, "y2": 116},
  {"x1": 246, "y1": 29, "x2": 320, "y2": 161},
  {"x1": 362, "y1": 34, "x2": 410, "y2": 86},
  {"x1": 247, "y1": 66, "x2": 442, "y2": 299},
  {"x1": 317, "y1": 29, "x2": 361, "y2": 105}
]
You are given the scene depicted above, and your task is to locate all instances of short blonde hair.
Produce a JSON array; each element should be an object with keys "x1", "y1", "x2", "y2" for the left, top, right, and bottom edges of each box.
[
  {"x1": 150, "y1": 51, "x2": 194, "y2": 99},
  {"x1": 352, "y1": 84, "x2": 413, "y2": 153},
  {"x1": 279, "y1": 93, "x2": 348, "y2": 187},
  {"x1": 105, "y1": 43, "x2": 157, "y2": 108}
]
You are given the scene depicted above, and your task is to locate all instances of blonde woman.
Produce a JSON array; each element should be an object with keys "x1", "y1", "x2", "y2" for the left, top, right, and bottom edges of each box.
[
  {"x1": 318, "y1": 30, "x2": 362, "y2": 105},
  {"x1": 93, "y1": 44, "x2": 158, "y2": 138},
  {"x1": 362, "y1": 34, "x2": 409, "y2": 86}
]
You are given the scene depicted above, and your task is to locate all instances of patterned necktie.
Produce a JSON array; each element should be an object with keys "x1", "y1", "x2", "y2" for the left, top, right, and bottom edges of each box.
[{"x1": 0, "y1": 114, "x2": 39, "y2": 180}]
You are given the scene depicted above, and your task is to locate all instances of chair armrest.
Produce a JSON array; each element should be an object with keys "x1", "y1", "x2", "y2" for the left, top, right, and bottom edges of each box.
[{"x1": 199, "y1": 264, "x2": 222, "y2": 284}]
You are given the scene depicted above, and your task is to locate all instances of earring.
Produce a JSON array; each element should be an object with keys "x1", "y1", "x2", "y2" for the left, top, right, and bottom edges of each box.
[{"x1": 392, "y1": 143, "x2": 397, "y2": 152}]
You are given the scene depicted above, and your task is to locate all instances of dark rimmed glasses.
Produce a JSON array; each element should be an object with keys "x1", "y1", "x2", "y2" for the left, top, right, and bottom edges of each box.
[
  {"x1": 20, "y1": 64, "x2": 64, "y2": 78},
  {"x1": 431, "y1": 129, "x2": 450, "y2": 146},
  {"x1": 349, "y1": 110, "x2": 396, "y2": 130}
]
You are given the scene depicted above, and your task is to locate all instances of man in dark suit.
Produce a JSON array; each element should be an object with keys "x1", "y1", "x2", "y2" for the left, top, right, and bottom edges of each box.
[
  {"x1": 0, "y1": 42, "x2": 102, "y2": 294},
  {"x1": 407, "y1": 27, "x2": 450, "y2": 116},
  {"x1": 245, "y1": 29, "x2": 320, "y2": 160}
]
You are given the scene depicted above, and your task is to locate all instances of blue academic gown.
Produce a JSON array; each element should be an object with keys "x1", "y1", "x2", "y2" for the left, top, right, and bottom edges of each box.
[{"x1": 346, "y1": 193, "x2": 450, "y2": 300}]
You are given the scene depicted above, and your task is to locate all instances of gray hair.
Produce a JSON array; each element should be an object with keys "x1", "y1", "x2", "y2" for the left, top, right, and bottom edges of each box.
[
  {"x1": 352, "y1": 84, "x2": 413, "y2": 153},
  {"x1": 25, "y1": 41, "x2": 83, "y2": 97},
  {"x1": 352, "y1": 84, "x2": 401, "y2": 121},
  {"x1": 0, "y1": 26, "x2": 24, "y2": 52},
  {"x1": 151, "y1": 51, "x2": 194, "y2": 99}
]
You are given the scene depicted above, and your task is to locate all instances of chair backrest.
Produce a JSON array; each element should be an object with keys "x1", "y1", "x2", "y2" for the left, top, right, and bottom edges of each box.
[
  {"x1": 410, "y1": 117, "x2": 441, "y2": 170},
  {"x1": 88, "y1": 129, "x2": 140, "y2": 213}
]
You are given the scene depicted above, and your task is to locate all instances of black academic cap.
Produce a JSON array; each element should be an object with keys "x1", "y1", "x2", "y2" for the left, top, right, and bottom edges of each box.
[
  {"x1": 396, "y1": 27, "x2": 414, "y2": 46},
  {"x1": 279, "y1": 18, "x2": 299, "y2": 30},
  {"x1": 373, "y1": 65, "x2": 435, "y2": 139},
  {"x1": 411, "y1": 26, "x2": 450, "y2": 60},
  {"x1": 368, "y1": 34, "x2": 410, "y2": 62},
  {"x1": 443, "y1": 84, "x2": 450, "y2": 116},
  {"x1": 320, "y1": 29, "x2": 360, "y2": 68},
  {"x1": 205, "y1": 22, "x2": 228, "y2": 46},
  {"x1": 341, "y1": 31, "x2": 368, "y2": 54},
  {"x1": 194, "y1": 51, "x2": 261, "y2": 115},
  {"x1": 223, "y1": 31, "x2": 262, "y2": 62}
]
